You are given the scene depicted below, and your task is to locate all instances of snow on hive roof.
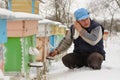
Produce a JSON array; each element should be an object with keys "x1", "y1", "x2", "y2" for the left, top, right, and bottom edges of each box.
[
  {"x1": 0, "y1": 8, "x2": 15, "y2": 19},
  {"x1": 40, "y1": 0, "x2": 46, "y2": 3},
  {"x1": 39, "y1": 19, "x2": 55, "y2": 24},
  {"x1": 39, "y1": 19, "x2": 61, "y2": 25},
  {"x1": 59, "y1": 24, "x2": 67, "y2": 28},
  {"x1": 13, "y1": 12, "x2": 43, "y2": 20},
  {"x1": 54, "y1": 21, "x2": 61, "y2": 25}
]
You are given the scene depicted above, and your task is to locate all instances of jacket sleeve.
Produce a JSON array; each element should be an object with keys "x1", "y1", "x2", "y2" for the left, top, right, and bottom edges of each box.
[
  {"x1": 79, "y1": 26, "x2": 103, "y2": 46},
  {"x1": 56, "y1": 30, "x2": 73, "y2": 53}
]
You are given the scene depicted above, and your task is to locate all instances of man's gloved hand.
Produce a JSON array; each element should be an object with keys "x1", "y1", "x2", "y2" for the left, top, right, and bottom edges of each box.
[{"x1": 49, "y1": 49, "x2": 59, "y2": 57}]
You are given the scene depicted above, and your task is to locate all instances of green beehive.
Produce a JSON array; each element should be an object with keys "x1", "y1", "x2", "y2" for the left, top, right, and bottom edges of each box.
[
  {"x1": 4, "y1": 36, "x2": 36, "y2": 74},
  {"x1": 4, "y1": 12, "x2": 41, "y2": 76}
]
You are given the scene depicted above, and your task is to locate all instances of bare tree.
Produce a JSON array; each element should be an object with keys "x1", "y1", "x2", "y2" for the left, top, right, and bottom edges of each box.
[
  {"x1": 88, "y1": 0, "x2": 120, "y2": 35},
  {"x1": 39, "y1": 0, "x2": 74, "y2": 27},
  {"x1": 115, "y1": 0, "x2": 120, "y2": 8},
  {"x1": 0, "y1": 0, "x2": 7, "y2": 8},
  {"x1": 50, "y1": 0, "x2": 73, "y2": 24}
]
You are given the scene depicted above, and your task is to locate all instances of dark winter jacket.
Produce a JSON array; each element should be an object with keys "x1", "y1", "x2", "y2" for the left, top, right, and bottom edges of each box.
[
  {"x1": 56, "y1": 20, "x2": 106, "y2": 59},
  {"x1": 72, "y1": 20, "x2": 105, "y2": 58}
]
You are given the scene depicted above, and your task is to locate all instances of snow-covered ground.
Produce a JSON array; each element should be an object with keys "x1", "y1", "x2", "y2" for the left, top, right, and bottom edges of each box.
[
  {"x1": 0, "y1": 70, "x2": 10, "y2": 80},
  {"x1": 47, "y1": 33, "x2": 120, "y2": 80},
  {"x1": 0, "y1": 33, "x2": 120, "y2": 80}
]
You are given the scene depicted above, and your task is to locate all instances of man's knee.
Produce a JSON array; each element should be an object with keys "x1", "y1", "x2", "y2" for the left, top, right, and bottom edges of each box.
[
  {"x1": 62, "y1": 55, "x2": 67, "y2": 64},
  {"x1": 62, "y1": 53, "x2": 78, "y2": 69},
  {"x1": 62, "y1": 54, "x2": 73, "y2": 69},
  {"x1": 87, "y1": 52, "x2": 104, "y2": 70}
]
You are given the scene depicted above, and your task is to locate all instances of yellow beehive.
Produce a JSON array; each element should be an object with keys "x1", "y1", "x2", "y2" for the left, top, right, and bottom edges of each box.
[
  {"x1": 59, "y1": 25, "x2": 66, "y2": 35},
  {"x1": 61, "y1": 28, "x2": 66, "y2": 35},
  {"x1": 51, "y1": 25, "x2": 55, "y2": 35},
  {"x1": 54, "y1": 25, "x2": 59, "y2": 35},
  {"x1": 58, "y1": 27, "x2": 62, "y2": 35},
  {"x1": 11, "y1": 0, "x2": 39, "y2": 14}
]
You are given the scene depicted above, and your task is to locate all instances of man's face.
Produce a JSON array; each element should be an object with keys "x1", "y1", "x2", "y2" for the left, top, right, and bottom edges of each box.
[{"x1": 78, "y1": 18, "x2": 90, "y2": 28}]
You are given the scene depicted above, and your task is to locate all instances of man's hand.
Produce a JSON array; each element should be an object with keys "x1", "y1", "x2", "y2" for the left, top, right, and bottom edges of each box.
[
  {"x1": 74, "y1": 21, "x2": 82, "y2": 32},
  {"x1": 49, "y1": 49, "x2": 59, "y2": 57}
]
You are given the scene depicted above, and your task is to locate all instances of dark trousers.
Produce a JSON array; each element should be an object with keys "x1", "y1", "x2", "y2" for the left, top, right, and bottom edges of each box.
[{"x1": 62, "y1": 52, "x2": 104, "y2": 69}]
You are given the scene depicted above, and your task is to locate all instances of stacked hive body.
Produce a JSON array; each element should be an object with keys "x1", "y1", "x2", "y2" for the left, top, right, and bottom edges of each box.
[
  {"x1": 0, "y1": 8, "x2": 14, "y2": 72},
  {"x1": 0, "y1": 15, "x2": 7, "y2": 73},
  {"x1": 36, "y1": 19, "x2": 53, "y2": 61},
  {"x1": 49, "y1": 23, "x2": 66, "y2": 52},
  {"x1": 8, "y1": 0, "x2": 39, "y2": 14},
  {"x1": 5, "y1": 0, "x2": 40, "y2": 76},
  {"x1": 57, "y1": 24, "x2": 66, "y2": 48},
  {"x1": 37, "y1": 19, "x2": 66, "y2": 61},
  {"x1": 4, "y1": 12, "x2": 41, "y2": 76},
  {"x1": 49, "y1": 22, "x2": 61, "y2": 52}
]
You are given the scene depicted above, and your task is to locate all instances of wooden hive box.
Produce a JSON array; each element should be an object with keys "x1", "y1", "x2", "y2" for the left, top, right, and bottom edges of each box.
[
  {"x1": 0, "y1": 45, "x2": 4, "y2": 72},
  {"x1": 59, "y1": 25, "x2": 66, "y2": 35},
  {"x1": 0, "y1": 8, "x2": 14, "y2": 72},
  {"x1": 0, "y1": 19, "x2": 7, "y2": 72},
  {"x1": 7, "y1": 20, "x2": 38, "y2": 37},
  {"x1": 51, "y1": 25, "x2": 56, "y2": 35},
  {"x1": 36, "y1": 37, "x2": 49, "y2": 61},
  {"x1": 61, "y1": 28, "x2": 66, "y2": 35},
  {"x1": 4, "y1": 35, "x2": 36, "y2": 75},
  {"x1": 37, "y1": 24, "x2": 51, "y2": 37},
  {"x1": 4, "y1": 12, "x2": 41, "y2": 76},
  {"x1": 0, "y1": 19, "x2": 7, "y2": 43},
  {"x1": 54, "y1": 25, "x2": 59, "y2": 35},
  {"x1": 9, "y1": 0, "x2": 39, "y2": 14},
  {"x1": 0, "y1": 8, "x2": 14, "y2": 43},
  {"x1": 36, "y1": 19, "x2": 54, "y2": 61}
]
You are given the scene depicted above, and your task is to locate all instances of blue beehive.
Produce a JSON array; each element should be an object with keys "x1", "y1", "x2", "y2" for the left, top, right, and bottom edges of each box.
[
  {"x1": 0, "y1": 8, "x2": 14, "y2": 43},
  {"x1": 0, "y1": 8, "x2": 14, "y2": 72},
  {"x1": 49, "y1": 35, "x2": 55, "y2": 51},
  {"x1": 0, "y1": 19, "x2": 7, "y2": 43}
]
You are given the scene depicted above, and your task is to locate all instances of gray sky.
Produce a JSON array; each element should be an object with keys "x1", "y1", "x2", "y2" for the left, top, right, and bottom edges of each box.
[
  {"x1": 70, "y1": 0, "x2": 91, "y2": 13},
  {"x1": 39, "y1": 0, "x2": 91, "y2": 18}
]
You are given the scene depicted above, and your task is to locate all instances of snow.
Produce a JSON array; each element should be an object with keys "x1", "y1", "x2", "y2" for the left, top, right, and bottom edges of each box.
[
  {"x1": 0, "y1": 8, "x2": 15, "y2": 19},
  {"x1": 13, "y1": 12, "x2": 43, "y2": 20},
  {"x1": 93, "y1": 13, "x2": 120, "y2": 21},
  {"x1": 0, "y1": 8, "x2": 42, "y2": 20},
  {"x1": 0, "y1": 70, "x2": 10, "y2": 80},
  {"x1": 29, "y1": 62, "x2": 43, "y2": 67},
  {"x1": 40, "y1": 0, "x2": 46, "y2": 3},
  {"x1": 0, "y1": 0, "x2": 6, "y2": 8},
  {"x1": 0, "y1": 33, "x2": 120, "y2": 80},
  {"x1": 0, "y1": 69, "x2": 3, "y2": 76},
  {"x1": 47, "y1": 33, "x2": 120, "y2": 80},
  {"x1": 59, "y1": 24, "x2": 67, "y2": 28},
  {"x1": 39, "y1": 19, "x2": 56, "y2": 24},
  {"x1": 39, "y1": 19, "x2": 61, "y2": 25},
  {"x1": 70, "y1": 0, "x2": 91, "y2": 13}
]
